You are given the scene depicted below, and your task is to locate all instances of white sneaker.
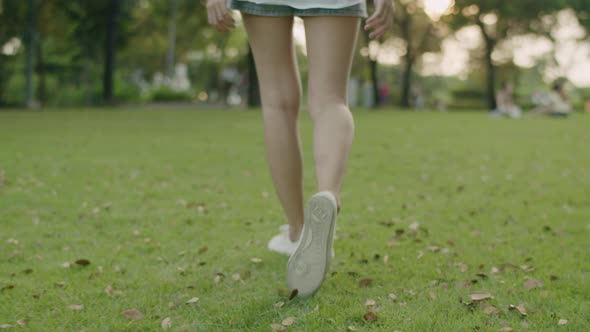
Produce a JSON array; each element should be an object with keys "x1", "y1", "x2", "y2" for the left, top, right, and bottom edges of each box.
[
  {"x1": 268, "y1": 225, "x2": 301, "y2": 256},
  {"x1": 268, "y1": 224, "x2": 336, "y2": 257},
  {"x1": 286, "y1": 191, "x2": 338, "y2": 297}
]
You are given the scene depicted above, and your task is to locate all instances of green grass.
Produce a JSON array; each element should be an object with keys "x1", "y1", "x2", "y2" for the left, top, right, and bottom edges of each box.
[{"x1": 1, "y1": 109, "x2": 589, "y2": 331}]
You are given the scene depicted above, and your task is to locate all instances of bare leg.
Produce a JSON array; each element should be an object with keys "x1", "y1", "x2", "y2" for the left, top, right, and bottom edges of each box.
[
  {"x1": 243, "y1": 14, "x2": 304, "y2": 241},
  {"x1": 303, "y1": 16, "x2": 360, "y2": 207}
]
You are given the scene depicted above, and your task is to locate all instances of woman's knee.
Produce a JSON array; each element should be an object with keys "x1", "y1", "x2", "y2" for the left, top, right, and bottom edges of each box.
[
  {"x1": 261, "y1": 92, "x2": 301, "y2": 116},
  {"x1": 307, "y1": 93, "x2": 348, "y2": 118}
]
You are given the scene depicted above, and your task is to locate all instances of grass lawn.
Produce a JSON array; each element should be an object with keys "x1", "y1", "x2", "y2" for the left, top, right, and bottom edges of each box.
[{"x1": 0, "y1": 109, "x2": 589, "y2": 331}]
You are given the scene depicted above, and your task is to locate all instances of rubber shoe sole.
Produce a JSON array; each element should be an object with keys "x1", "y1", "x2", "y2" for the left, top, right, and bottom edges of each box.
[{"x1": 286, "y1": 191, "x2": 337, "y2": 297}]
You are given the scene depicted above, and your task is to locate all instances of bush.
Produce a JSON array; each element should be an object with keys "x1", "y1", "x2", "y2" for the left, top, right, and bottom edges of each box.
[{"x1": 149, "y1": 86, "x2": 193, "y2": 102}]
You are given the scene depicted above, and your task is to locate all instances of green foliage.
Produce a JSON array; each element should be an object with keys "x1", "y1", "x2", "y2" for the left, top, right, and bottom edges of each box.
[{"x1": 149, "y1": 86, "x2": 192, "y2": 102}]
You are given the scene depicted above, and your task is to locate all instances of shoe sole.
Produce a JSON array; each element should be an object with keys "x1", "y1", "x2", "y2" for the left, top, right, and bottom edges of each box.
[{"x1": 286, "y1": 192, "x2": 337, "y2": 297}]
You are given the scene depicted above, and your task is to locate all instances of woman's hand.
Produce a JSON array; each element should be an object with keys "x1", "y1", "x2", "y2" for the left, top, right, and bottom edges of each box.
[
  {"x1": 207, "y1": 0, "x2": 236, "y2": 32},
  {"x1": 364, "y1": 0, "x2": 394, "y2": 39}
]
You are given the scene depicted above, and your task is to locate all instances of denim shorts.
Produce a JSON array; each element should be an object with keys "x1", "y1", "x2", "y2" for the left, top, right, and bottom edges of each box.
[{"x1": 228, "y1": 1, "x2": 367, "y2": 18}]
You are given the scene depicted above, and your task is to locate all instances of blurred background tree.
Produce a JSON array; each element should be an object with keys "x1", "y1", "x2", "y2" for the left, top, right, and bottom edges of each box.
[{"x1": 0, "y1": 0, "x2": 589, "y2": 110}]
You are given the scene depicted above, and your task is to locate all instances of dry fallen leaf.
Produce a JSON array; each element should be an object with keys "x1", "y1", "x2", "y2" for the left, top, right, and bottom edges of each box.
[
  {"x1": 498, "y1": 327, "x2": 513, "y2": 332},
  {"x1": 429, "y1": 291, "x2": 437, "y2": 300},
  {"x1": 68, "y1": 304, "x2": 84, "y2": 311},
  {"x1": 62, "y1": 262, "x2": 71, "y2": 268},
  {"x1": 121, "y1": 309, "x2": 144, "y2": 320},
  {"x1": 281, "y1": 317, "x2": 295, "y2": 326},
  {"x1": 359, "y1": 278, "x2": 373, "y2": 287},
  {"x1": 198, "y1": 247, "x2": 208, "y2": 254},
  {"x1": 428, "y1": 246, "x2": 441, "y2": 252},
  {"x1": 383, "y1": 255, "x2": 389, "y2": 264},
  {"x1": 232, "y1": 273, "x2": 241, "y2": 281},
  {"x1": 16, "y1": 319, "x2": 27, "y2": 327},
  {"x1": 365, "y1": 299, "x2": 377, "y2": 307},
  {"x1": 558, "y1": 319, "x2": 568, "y2": 326},
  {"x1": 456, "y1": 262, "x2": 468, "y2": 272},
  {"x1": 481, "y1": 302, "x2": 500, "y2": 315},
  {"x1": 185, "y1": 297, "x2": 199, "y2": 304},
  {"x1": 250, "y1": 258, "x2": 262, "y2": 264},
  {"x1": 388, "y1": 293, "x2": 398, "y2": 300},
  {"x1": 363, "y1": 311, "x2": 378, "y2": 321},
  {"x1": 274, "y1": 301, "x2": 285, "y2": 308},
  {"x1": 347, "y1": 326, "x2": 357, "y2": 331},
  {"x1": 270, "y1": 323, "x2": 286, "y2": 332},
  {"x1": 161, "y1": 317, "x2": 172, "y2": 330},
  {"x1": 509, "y1": 304, "x2": 528, "y2": 316},
  {"x1": 54, "y1": 281, "x2": 66, "y2": 287},
  {"x1": 469, "y1": 291, "x2": 493, "y2": 302},
  {"x1": 0, "y1": 324, "x2": 12, "y2": 329},
  {"x1": 524, "y1": 277, "x2": 543, "y2": 290}
]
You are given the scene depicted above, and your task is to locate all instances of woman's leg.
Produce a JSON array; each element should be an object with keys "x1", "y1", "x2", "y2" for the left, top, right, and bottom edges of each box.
[
  {"x1": 303, "y1": 16, "x2": 360, "y2": 206},
  {"x1": 242, "y1": 14, "x2": 304, "y2": 241}
]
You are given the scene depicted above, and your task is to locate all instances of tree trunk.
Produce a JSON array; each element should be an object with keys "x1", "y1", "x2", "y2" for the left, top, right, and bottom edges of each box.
[
  {"x1": 400, "y1": 17, "x2": 412, "y2": 108},
  {"x1": 24, "y1": 0, "x2": 36, "y2": 108},
  {"x1": 484, "y1": 43, "x2": 496, "y2": 110},
  {"x1": 478, "y1": 22, "x2": 497, "y2": 110},
  {"x1": 361, "y1": 22, "x2": 379, "y2": 109},
  {"x1": 369, "y1": 57, "x2": 379, "y2": 107},
  {"x1": 36, "y1": 38, "x2": 46, "y2": 106},
  {"x1": 166, "y1": 0, "x2": 178, "y2": 78},
  {"x1": 401, "y1": 51, "x2": 413, "y2": 108},
  {"x1": 246, "y1": 46, "x2": 261, "y2": 108},
  {"x1": 103, "y1": 0, "x2": 120, "y2": 104}
]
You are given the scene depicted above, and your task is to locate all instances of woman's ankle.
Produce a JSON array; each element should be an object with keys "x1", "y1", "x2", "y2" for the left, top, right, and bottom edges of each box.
[{"x1": 289, "y1": 223, "x2": 303, "y2": 242}]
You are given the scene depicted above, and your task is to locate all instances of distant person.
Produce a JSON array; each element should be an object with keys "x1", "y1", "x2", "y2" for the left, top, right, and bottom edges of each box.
[
  {"x1": 530, "y1": 80, "x2": 572, "y2": 117},
  {"x1": 411, "y1": 84, "x2": 425, "y2": 110},
  {"x1": 490, "y1": 81, "x2": 521, "y2": 119},
  {"x1": 207, "y1": 0, "x2": 393, "y2": 297},
  {"x1": 379, "y1": 81, "x2": 390, "y2": 105}
]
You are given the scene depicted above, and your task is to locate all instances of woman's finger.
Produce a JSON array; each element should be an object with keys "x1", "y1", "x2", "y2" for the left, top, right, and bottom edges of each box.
[
  {"x1": 370, "y1": 24, "x2": 388, "y2": 39},
  {"x1": 207, "y1": 7, "x2": 215, "y2": 26},
  {"x1": 366, "y1": 1, "x2": 383, "y2": 24},
  {"x1": 223, "y1": 14, "x2": 236, "y2": 28}
]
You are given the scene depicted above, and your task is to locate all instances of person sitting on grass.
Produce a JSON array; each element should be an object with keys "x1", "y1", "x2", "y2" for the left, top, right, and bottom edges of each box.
[
  {"x1": 490, "y1": 81, "x2": 521, "y2": 119},
  {"x1": 530, "y1": 80, "x2": 572, "y2": 117}
]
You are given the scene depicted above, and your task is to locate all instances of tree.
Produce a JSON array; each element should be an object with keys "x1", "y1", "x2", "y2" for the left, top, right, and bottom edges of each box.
[
  {"x1": 446, "y1": 1, "x2": 566, "y2": 110},
  {"x1": 570, "y1": 0, "x2": 590, "y2": 33},
  {"x1": 0, "y1": 0, "x2": 28, "y2": 106},
  {"x1": 24, "y1": 0, "x2": 37, "y2": 108},
  {"x1": 392, "y1": 0, "x2": 443, "y2": 108},
  {"x1": 58, "y1": 0, "x2": 136, "y2": 104},
  {"x1": 103, "y1": 0, "x2": 121, "y2": 103},
  {"x1": 166, "y1": 0, "x2": 178, "y2": 77}
]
